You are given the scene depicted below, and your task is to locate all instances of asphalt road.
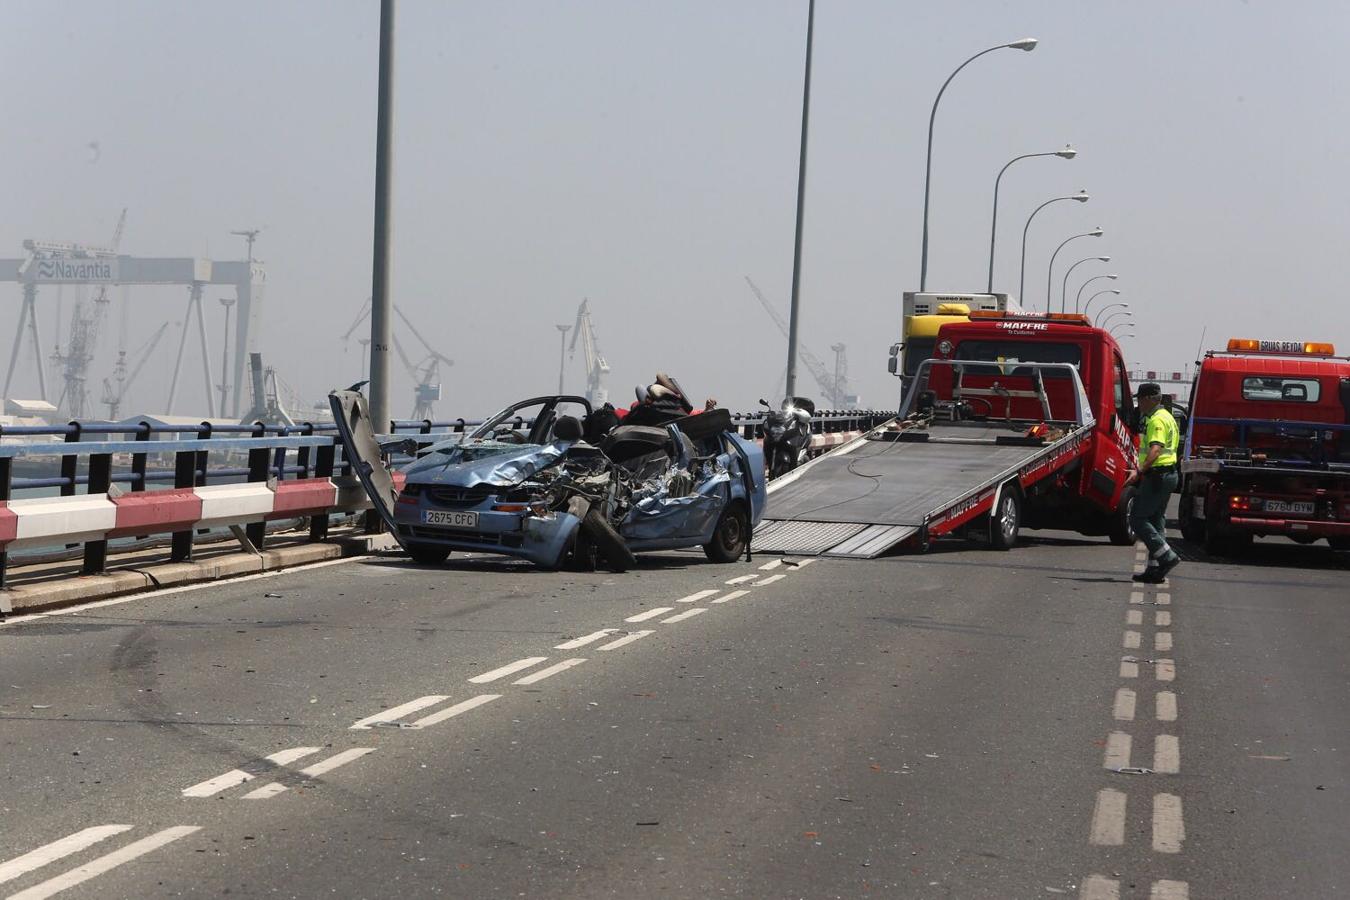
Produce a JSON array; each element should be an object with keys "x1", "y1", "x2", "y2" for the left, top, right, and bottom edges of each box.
[{"x1": 1, "y1": 527, "x2": 1346, "y2": 899}]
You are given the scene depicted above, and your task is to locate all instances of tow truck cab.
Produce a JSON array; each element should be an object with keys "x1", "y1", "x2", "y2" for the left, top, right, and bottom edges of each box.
[
  {"x1": 928, "y1": 312, "x2": 1138, "y2": 540},
  {"x1": 1179, "y1": 338, "x2": 1350, "y2": 554}
]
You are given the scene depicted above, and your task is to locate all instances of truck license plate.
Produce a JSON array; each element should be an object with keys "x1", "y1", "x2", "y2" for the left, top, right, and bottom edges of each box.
[
  {"x1": 424, "y1": 510, "x2": 479, "y2": 528},
  {"x1": 1264, "y1": 500, "x2": 1313, "y2": 515}
]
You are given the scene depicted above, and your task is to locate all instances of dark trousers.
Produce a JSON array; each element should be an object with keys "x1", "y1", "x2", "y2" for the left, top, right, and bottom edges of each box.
[{"x1": 1130, "y1": 469, "x2": 1178, "y2": 560}]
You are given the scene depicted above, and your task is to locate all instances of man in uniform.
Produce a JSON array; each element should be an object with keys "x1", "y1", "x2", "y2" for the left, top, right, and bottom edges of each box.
[{"x1": 1128, "y1": 383, "x2": 1181, "y2": 583}]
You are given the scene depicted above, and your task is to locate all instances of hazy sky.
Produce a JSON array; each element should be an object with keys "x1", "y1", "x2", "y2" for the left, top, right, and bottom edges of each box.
[{"x1": 4, "y1": 0, "x2": 1348, "y2": 420}]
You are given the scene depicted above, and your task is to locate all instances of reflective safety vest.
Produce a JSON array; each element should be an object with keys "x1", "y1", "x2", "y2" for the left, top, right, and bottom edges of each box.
[{"x1": 1139, "y1": 406, "x2": 1179, "y2": 468}]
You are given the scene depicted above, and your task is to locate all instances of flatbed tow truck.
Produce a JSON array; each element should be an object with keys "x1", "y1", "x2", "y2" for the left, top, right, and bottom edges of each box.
[{"x1": 755, "y1": 312, "x2": 1137, "y2": 557}]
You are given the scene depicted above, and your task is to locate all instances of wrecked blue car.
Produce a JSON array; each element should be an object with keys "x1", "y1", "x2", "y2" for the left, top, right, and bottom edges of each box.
[{"x1": 330, "y1": 392, "x2": 766, "y2": 570}]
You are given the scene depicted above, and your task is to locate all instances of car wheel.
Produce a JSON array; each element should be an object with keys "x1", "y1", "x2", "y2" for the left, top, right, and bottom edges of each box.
[
  {"x1": 405, "y1": 541, "x2": 451, "y2": 565},
  {"x1": 703, "y1": 501, "x2": 749, "y2": 563},
  {"x1": 1329, "y1": 537, "x2": 1350, "y2": 551},
  {"x1": 581, "y1": 508, "x2": 635, "y2": 572},
  {"x1": 988, "y1": 485, "x2": 1021, "y2": 551},
  {"x1": 1108, "y1": 486, "x2": 1136, "y2": 546}
]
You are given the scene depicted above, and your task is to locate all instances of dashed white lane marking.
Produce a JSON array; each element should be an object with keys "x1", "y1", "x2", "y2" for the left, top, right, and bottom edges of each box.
[
  {"x1": 724, "y1": 575, "x2": 757, "y2": 585},
  {"x1": 1112, "y1": 688, "x2": 1136, "y2": 721},
  {"x1": 624, "y1": 607, "x2": 674, "y2": 623},
  {"x1": 182, "y1": 747, "x2": 322, "y2": 797},
  {"x1": 469, "y1": 657, "x2": 549, "y2": 683},
  {"x1": 0, "y1": 826, "x2": 133, "y2": 886},
  {"x1": 1156, "y1": 691, "x2": 1178, "y2": 722},
  {"x1": 711, "y1": 590, "x2": 749, "y2": 604},
  {"x1": 1155, "y1": 659, "x2": 1176, "y2": 682},
  {"x1": 661, "y1": 607, "x2": 707, "y2": 624},
  {"x1": 1103, "y1": 732, "x2": 1132, "y2": 770},
  {"x1": 1080, "y1": 874, "x2": 1121, "y2": 900},
  {"x1": 753, "y1": 573, "x2": 787, "y2": 587},
  {"x1": 597, "y1": 630, "x2": 653, "y2": 651},
  {"x1": 555, "y1": 629, "x2": 619, "y2": 649},
  {"x1": 787, "y1": 558, "x2": 814, "y2": 568},
  {"x1": 1119, "y1": 659, "x2": 1139, "y2": 678},
  {"x1": 1150, "y1": 879, "x2": 1189, "y2": 899},
  {"x1": 1154, "y1": 735, "x2": 1181, "y2": 774},
  {"x1": 1155, "y1": 632, "x2": 1173, "y2": 651},
  {"x1": 1126, "y1": 609, "x2": 1143, "y2": 625},
  {"x1": 1133, "y1": 562, "x2": 1146, "y2": 574},
  {"x1": 1130, "y1": 591, "x2": 1145, "y2": 604},
  {"x1": 240, "y1": 782, "x2": 289, "y2": 800},
  {"x1": 1123, "y1": 630, "x2": 1141, "y2": 649},
  {"x1": 676, "y1": 589, "x2": 720, "y2": 604},
  {"x1": 241, "y1": 748, "x2": 376, "y2": 799},
  {"x1": 410, "y1": 694, "x2": 500, "y2": 728},
  {"x1": 1089, "y1": 789, "x2": 1126, "y2": 845},
  {"x1": 757, "y1": 559, "x2": 782, "y2": 571},
  {"x1": 1152, "y1": 793, "x2": 1185, "y2": 853},
  {"x1": 350, "y1": 695, "x2": 449, "y2": 730},
  {"x1": 1155, "y1": 591, "x2": 1171, "y2": 605},
  {"x1": 7, "y1": 826, "x2": 201, "y2": 900},
  {"x1": 1155, "y1": 611, "x2": 1171, "y2": 627},
  {"x1": 512, "y1": 658, "x2": 586, "y2": 685}
]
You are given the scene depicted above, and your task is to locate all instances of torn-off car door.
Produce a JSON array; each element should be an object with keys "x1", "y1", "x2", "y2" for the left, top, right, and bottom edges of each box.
[{"x1": 329, "y1": 389, "x2": 404, "y2": 545}]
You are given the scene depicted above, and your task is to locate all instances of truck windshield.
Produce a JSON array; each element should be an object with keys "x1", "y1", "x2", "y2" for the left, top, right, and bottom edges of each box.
[
  {"x1": 953, "y1": 341, "x2": 1082, "y2": 376},
  {"x1": 904, "y1": 338, "x2": 936, "y2": 376}
]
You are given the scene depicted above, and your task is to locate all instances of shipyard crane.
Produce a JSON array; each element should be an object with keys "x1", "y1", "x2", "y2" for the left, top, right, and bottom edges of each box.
[
  {"x1": 101, "y1": 321, "x2": 172, "y2": 419},
  {"x1": 743, "y1": 276, "x2": 851, "y2": 408},
  {"x1": 567, "y1": 299, "x2": 610, "y2": 405},
  {"x1": 341, "y1": 300, "x2": 453, "y2": 419},
  {"x1": 51, "y1": 209, "x2": 127, "y2": 419}
]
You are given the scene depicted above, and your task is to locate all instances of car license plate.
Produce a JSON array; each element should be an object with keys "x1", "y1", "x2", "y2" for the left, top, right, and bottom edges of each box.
[
  {"x1": 423, "y1": 510, "x2": 479, "y2": 528},
  {"x1": 1264, "y1": 500, "x2": 1313, "y2": 515}
]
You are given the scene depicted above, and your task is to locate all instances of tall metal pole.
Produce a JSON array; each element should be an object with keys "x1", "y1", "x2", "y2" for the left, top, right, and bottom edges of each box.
[
  {"x1": 987, "y1": 147, "x2": 1075, "y2": 293},
  {"x1": 368, "y1": 0, "x2": 396, "y2": 434},
  {"x1": 1060, "y1": 255, "x2": 1107, "y2": 314},
  {"x1": 1046, "y1": 229, "x2": 1102, "y2": 312},
  {"x1": 218, "y1": 298, "x2": 235, "y2": 416},
  {"x1": 555, "y1": 325, "x2": 571, "y2": 394},
  {"x1": 784, "y1": 0, "x2": 815, "y2": 400},
  {"x1": 1019, "y1": 192, "x2": 1088, "y2": 309}
]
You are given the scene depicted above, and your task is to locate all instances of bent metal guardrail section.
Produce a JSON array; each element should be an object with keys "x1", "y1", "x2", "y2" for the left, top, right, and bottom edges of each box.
[{"x1": 0, "y1": 409, "x2": 891, "y2": 591}]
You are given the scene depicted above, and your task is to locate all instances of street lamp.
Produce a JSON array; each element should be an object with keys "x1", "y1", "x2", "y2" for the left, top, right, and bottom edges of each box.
[
  {"x1": 920, "y1": 37, "x2": 1039, "y2": 291},
  {"x1": 986, "y1": 146, "x2": 1076, "y2": 293},
  {"x1": 1077, "y1": 276, "x2": 1119, "y2": 314},
  {"x1": 1108, "y1": 325, "x2": 1135, "y2": 341},
  {"x1": 1020, "y1": 191, "x2": 1089, "y2": 306},
  {"x1": 1046, "y1": 227, "x2": 1103, "y2": 312},
  {"x1": 1060, "y1": 256, "x2": 1108, "y2": 314},
  {"x1": 555, "y1": 324, "x2": 571, "y2": 394},
  {"x1": 1100, "y1": 309, "x2": 1133, "y2": 331},
  {"x1": 1083, "y1": 288, "x2": 1122, "y2": 320},
  {"x1": 1093, "y1": 301, "x2": 1129, "y2": 326}
]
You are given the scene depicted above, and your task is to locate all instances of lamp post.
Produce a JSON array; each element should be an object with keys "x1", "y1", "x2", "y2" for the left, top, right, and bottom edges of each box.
[
  {"x1": 920, "y1": 37, "x2": 1039, "y2": 291},
  {"x1": 987, "y1": 146, "x2": 1075, "y2": 293},
  {"x1": 1093, "y1": 301, "x2": 1129, "y2": 326},
  {"x1": 1077, "y1": 275, "x2": 1119, "y2": 314},
  {"x1": 784, "y1": 0, "x2": 816, "y2": 399},
  {"x1": 1108, "y1": 325, "x2": 1135, "y2": 341},
  {"x1": 1100, "y1": 309, "x2": 1133, "y2": 332},
  {"x1": 1060, "y1": 255, "x2": 1108, "y2": 314},
  {"x1": 368, "y1": 0, "x2": 396, "y2": 434},
  {"x1": 1020, "y1": 191, "x2": 1088, "y2": 306},
  {"x1": 555, "y1": 325, "x2": 571, "y2": 394},
  {"x1": 218, "y1": 296, "x2": 235, "y2": 416},
  {"x1": 1083, "y1": 288, "x2": 1122, "y2": 321},
  {"x1": 1046, "y1": 227, "x2": 1103, "y2": 312}
]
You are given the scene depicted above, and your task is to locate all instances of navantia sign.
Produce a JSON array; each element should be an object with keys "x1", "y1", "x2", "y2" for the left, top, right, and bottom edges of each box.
[{"x1": 31, "y1": 257, "x2": 119, "y2": 283}]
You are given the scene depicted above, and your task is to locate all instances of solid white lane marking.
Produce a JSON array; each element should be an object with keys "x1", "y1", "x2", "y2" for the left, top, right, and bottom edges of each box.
[
  {"x1": 181, "y1": 747, "x2": 322, "y2": 797},
  {"x1": 1080, "y1": 875, "x2": 1121, "y2": 900},
  {"x1": 411, "y1": 694, "x2": 500, "y2": 728},
  {"x1": 1150, "y1": 879, "x2": 1189, "y2": 899},
  {"x1": 724, "y1": 575, "x2": 757, "y2": 585},
  {"x1": 1119, "y1": 659, "x2": 1139, "y2": 679},
  {"x1": 1155, "y1": 611, "x2": 1171, "y2": 627},
  {"x1": 624, "y1": 607, "x2": 673, "y2": 623},
  {"x1": 1156, "y1": 691, "x2": 1178, "y2": 722},
  {"x1": 1129, "y1": 591, "x2": 1145, "y2": 604},
  {"x1": 1126, "y1": 609, "x2": 1143, "y2": 626},
  {"x1": 1155, "y1": 659, "x2": 1176, "y2": 682},
  {"x1": 597, "y1": 630, "x2": 653, "y2": 651},
  {"x1": 240, "y1": 782, "x2": 289, "y2": 800},
  {"x1": 1154, "y1": 735, "x2": 1181, "y2": 774},
  {"x1": 512, "y1": 658, "x2": 586, "y2": 685},
  {"x1": 350, "y1": 695, "x2": 449, "y2": 730},
  {"x1": 711, "y1": 590, "x2": 749, "y2": 604},
  {"x1": 555, "y1": 629, "x2": 619, "y2": 649},
  {"x1": 1089, "y1": 789, "x2": 1126, "y2": 845},
  {"x1": 757, "y1": 559, "x2": 782, "y2": 571},
  {"x1": 1123, "y1": 631, "x2": 1141, "y2": 649},
  {"x1": 469, "y1": 657, "x2": 549, "y2": 683},
  {"x1": 1155, "y1": 591, "x2": 1171, "y2": 605},
  {"x1": 661, "y1": 607, "x2": 707, "y2": 624},
  {"x1": 1153, "y1": 793, "x2": 1185, "y2": 853},
  {"x1": 1112, "y1": 688, "x2": 1136, "y2": 721},
  {"x1": 300, "y1": 747, "x2": 375, "y2": 778},
  {"x1": 1155, "y1": 632, "x2": 1173, "y2": 652},
  {"x1": 676, "y1": 589, "x2": 720, "y2": 604},
  {"x1": 0, "y1": 826, "x2": 133, "y2": 886},
  {"x1": 1103, "y1": 732, "x2": 1132, "y2": 770},
  {"x1": 7, "y1": 826, "x2": 201, "y2": 900},
  {"x1": 753, "y1": 573, "x2": 787, "y2": 587}
]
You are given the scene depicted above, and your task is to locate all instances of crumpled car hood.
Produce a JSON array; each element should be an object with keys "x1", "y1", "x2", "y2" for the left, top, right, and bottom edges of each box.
[{"x1": 400, "y1": 439, "x2": 574, "y2": 487}]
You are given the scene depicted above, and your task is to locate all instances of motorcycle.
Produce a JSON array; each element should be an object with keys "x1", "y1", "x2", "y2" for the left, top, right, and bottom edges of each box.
[{"x1": 759, "y1": 396, "x2": 815, "y2": 479}]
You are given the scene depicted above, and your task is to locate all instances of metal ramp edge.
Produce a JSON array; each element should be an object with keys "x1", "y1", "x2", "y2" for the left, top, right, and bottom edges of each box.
[
  {"x1": 752, "y1": 520, "x2": 919, "y2": 558},
  {"x1": 822, "y1": 524, "x2": 920, "y2": 559}
]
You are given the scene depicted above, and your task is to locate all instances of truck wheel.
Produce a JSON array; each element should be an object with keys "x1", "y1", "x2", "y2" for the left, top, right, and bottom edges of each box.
[
  {"x1": 1108, "y1": 486, "x2": 1137, "y2": 546},
  {"x1": 581, "y1": 508, "x2": 635, "y2": 572},
  {"x1": 1178, "y1": 489, "x2": 1205, "y2": 544},
  {"x1": 703, "y1": 501, "x2": 750, "y2": 563},
  {"x1": 988, "y1": 486, "x2": 1021, "y2": 551},
  {"x1": 406, "y1": 541, "x2": 451, "y2": 565},
  {"x1": 1330, "y1": 537, "x2": 1350, "y2": 552}
]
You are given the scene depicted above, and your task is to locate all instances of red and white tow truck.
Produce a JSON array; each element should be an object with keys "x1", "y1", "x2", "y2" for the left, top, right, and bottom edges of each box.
[{"x1": 1179, "y1": 338, "x2": 1350, "y2": 554}]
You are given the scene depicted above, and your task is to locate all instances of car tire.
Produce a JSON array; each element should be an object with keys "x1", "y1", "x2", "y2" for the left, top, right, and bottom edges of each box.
[
  {"x1": 703, "y1": 501, "x2": 749, "y2": 563},
  {"x1": 581, "y1": 508, "x2": 635, "y2": 572},
  {"x1": 1329, "y1": 537, "x2": 1350, "y2": 552},
  {"x1": 405, "y1": 541, "x2": 451, "y2": 565},
  {"x1": 1108, "y1": 486, "x2": 1137, "y2": 546},
  {"x1": 988, "y1": 485, "x2": 1021, "y2": 551}
]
